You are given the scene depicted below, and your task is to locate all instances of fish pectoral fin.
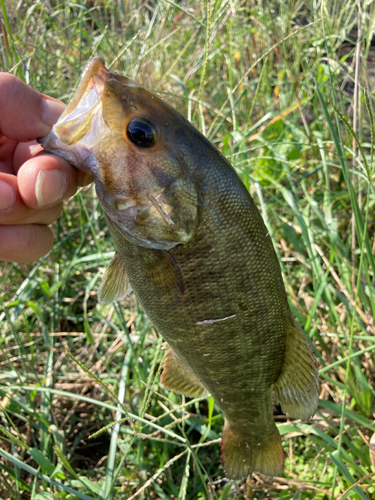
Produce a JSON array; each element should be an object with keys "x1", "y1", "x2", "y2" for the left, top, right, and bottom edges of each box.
[
  {"x1": 97, "y1": 252, "x2": 131, "y2": 304},
  {"x1": 273, "y1": 321, "x2": 319, "y2": 420},
  {"x1": 138, "y1": 248, "x2": 184, "y2": 301},
  {"x1": 161, "y1": 346, "x2": 208, "y2": 398}
]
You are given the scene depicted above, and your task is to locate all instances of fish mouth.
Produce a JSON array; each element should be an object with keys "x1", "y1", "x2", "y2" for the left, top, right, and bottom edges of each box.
[{"x1": 39, "y1": 57, "x2": 111, "y2": 170}]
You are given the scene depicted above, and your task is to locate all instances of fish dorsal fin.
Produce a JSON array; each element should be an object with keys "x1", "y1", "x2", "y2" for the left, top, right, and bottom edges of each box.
[
  {"x1": 161, "y1": 345, "x2": 208, "y2": 398},
  {"x1": 97, "y1": 252, "x2": 131, "y2": 304}
]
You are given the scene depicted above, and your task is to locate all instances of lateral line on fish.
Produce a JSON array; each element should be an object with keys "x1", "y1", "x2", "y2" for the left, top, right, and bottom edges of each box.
[
  {"x1": 147, "y1": 193, "x2": 174, "y2": 225},
  {"x1": 195, "y1": 314, "x2": 236, "y2": 325}
]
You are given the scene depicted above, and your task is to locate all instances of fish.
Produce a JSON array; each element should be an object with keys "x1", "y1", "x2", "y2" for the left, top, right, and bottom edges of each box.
[{"x1": 39, "y1": 57, "x2": 319, "y2": 479}]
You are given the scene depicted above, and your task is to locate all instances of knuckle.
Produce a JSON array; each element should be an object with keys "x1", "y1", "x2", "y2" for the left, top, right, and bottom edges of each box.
[
  {"x1": 18, "y1": 225, "x2": 53, "y2": 259},
  {"x1": 0, "y1": 72, "x2": 18, "y2": 88},
  {"x1": 0, "y1": 224, "x2": 53, "y2": 262},
  {"x1": 43, "y1": 204, "x2": 63, "y2": 224}
]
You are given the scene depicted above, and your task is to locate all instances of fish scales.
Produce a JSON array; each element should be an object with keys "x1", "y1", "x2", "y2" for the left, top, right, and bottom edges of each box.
[{"x1": 39, "y1": 57, "x2": 319, "y2": 479}]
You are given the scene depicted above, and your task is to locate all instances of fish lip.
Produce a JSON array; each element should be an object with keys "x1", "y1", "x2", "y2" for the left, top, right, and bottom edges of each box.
[
  {"x1": 39, "y1": 58, "x2": 112, "y2": 172},
  {"x1": 58, "y1": 57, "x2": 109, "y2": 124},
  {"x1": 46, "y1": 57, "x2": 111, "y2": 149}
]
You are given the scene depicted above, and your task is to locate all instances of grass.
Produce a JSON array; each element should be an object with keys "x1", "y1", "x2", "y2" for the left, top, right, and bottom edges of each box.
[{"x1": 1, "y1": 0, "x2": 375, "y2": 498}]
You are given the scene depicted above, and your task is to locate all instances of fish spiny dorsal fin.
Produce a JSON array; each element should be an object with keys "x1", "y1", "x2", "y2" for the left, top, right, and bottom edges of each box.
[
  {"x1": 97, "y1": 252, "x2": 131, "y2": 304},
  {"x1": 273, "y1": 321, "x2": 319, "y2": 420},
  {"x1": 161, "y1": 345, "x2": 208, "y2": 398}
]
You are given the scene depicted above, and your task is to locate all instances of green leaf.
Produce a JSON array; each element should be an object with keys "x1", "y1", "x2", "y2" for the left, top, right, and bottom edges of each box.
[
  {"x1": 330, "y1": 451, "x2": 368, "y2": 500},
  {"x1": 69, "y1": 477, "x2": 102, "y2": 495},
  {"x1": 0, "y1": 448, "x2": 96, "y2": 500},
  {"x1": 34, "y1": 493, "x2": 55, "y2": 500},
  {"x1": 28, "y1": 448, "x2": 55, "y2": 475},
  {"x1": 0, "y1": 424, "x2": 29, "y2": 450},
  {"x1": 317, "y1": 87, "x2": 375, "y2": 283},
  {"x1": 0, "y1": 464, "x2": 31, "y2": 491},
  {"x1": 54, "y1": 445, "x2": 79, "y2": 480},
  {"x1": 208, "y1": 396, "x2": 214, "y2": 427},
  {"x1": 319, "y1": 398, "x2": 374, "y2": 427},
  {"x1": 39, "y1": 279, "x2": 52, "y2": 298},
  {"x1": 177, "y1": 450, "x2": 191, "y2": 500},
  {"x1": 218, "y1": 482, "x2": 233, "y2": 500}
]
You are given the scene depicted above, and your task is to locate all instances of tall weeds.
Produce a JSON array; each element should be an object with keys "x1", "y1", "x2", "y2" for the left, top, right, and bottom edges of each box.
[{"x1": 0, "y1": 1, "x2": 375, "y2": 498}]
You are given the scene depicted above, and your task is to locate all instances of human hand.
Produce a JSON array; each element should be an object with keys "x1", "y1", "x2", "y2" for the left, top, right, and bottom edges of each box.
[{"x1": 0, "y1": 73, "x2": 92, "y2": 263}]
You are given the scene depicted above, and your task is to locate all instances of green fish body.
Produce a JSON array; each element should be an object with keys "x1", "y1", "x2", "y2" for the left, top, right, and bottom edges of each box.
[{"x1": 40, "y1": 57, "x2": 319, "y2": 479}]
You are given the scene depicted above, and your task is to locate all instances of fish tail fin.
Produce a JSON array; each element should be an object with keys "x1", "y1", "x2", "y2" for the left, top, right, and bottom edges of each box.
[
  {"x1": 221, "y1": 421, "x2": 284, "y2": 479},
  {"x1": 273, "y1": 321, "x2": 319, "y2": 420}
]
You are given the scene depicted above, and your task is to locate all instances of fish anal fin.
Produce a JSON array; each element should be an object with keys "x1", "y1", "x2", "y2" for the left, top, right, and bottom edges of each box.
[
  {"x1": 221, "y1": 421, "x2": 284, "y2": 479},
  {"x1": 97, "y1": 252, "x2": 131, "y2": 304},
  {"x1": 161, "y1": 346, "x2": 208, "y2": 398},
  {"x1": 273, "y1": 321, "x2": 319, "y2": 420}
]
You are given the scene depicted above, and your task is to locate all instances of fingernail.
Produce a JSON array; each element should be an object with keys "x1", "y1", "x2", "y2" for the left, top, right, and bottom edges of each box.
[
  {"x1": 35, "y1": 170, "x2": 66, "y2": 207},
  {"x1": 41, "y1": 98, "x2": 65, "y2": 128},
  {"x1": 0, "y1": 180, "x2": 16, "y2": 210}
]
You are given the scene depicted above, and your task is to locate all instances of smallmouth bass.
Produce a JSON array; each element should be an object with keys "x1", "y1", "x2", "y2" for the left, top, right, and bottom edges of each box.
[{"x1": 40, "y1": 57, "x2": 319, "y2": 479}]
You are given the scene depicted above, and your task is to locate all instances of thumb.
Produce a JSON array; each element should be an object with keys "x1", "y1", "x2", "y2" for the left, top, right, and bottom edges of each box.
[{"x1": 0, "y1": 73, "x2": 65, "y2": 142}]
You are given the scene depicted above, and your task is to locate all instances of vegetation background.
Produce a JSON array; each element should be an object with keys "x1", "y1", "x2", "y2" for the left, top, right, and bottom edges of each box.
[{"x1": 0, "y1": 0, "x2": 375, "y2": 498}]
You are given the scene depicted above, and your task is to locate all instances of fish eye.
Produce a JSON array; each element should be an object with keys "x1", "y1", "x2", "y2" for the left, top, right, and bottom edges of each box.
[{"x1": 126, "y1": 118, "x2": 158, "y2": 148}]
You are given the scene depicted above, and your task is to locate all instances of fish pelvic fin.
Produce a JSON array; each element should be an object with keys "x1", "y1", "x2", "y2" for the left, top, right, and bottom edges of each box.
[
  {"x1": 221, "y1": 421, "x2": 284, "y2": 479},
  {"x1": 273, "y1": 321, "x2": 319, "y2": 420},
  {"x1": 161, "y1": 346, "x2": 208, "y2": 398},
  {"x1": 97, "y1": 252, "x2": 131, "y2": 304}
]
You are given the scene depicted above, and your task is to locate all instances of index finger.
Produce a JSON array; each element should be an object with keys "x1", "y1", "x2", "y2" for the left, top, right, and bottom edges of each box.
[{"x1": 0, "y1": 73, "x2": 65, "y2": 142}]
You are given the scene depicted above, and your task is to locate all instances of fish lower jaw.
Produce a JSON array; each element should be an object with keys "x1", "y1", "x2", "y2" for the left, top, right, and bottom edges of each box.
[{"x1": 39, "y1": 130, "x2": 99, "y2": 175}]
